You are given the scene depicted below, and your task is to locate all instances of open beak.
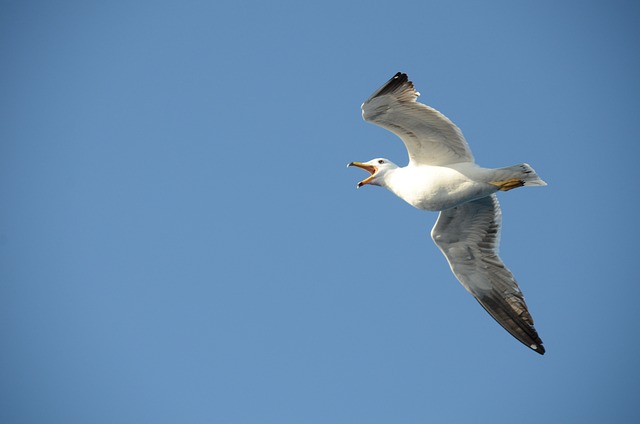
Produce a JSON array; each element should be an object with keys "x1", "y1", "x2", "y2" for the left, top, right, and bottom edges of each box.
[{"x1": 348, "y1": 162, "x2": 377, "y2": 188}]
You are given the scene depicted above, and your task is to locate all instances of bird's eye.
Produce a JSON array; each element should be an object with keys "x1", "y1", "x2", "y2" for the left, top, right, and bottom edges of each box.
[{"x1": 378, "y1": 159, "x2": 385, "y2": 164}]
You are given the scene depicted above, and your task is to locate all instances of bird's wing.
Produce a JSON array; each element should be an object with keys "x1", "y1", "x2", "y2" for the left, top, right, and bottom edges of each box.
[
  {"x1": 430, "y1": 194, "x2": 545, "y2": 354},
  {"x1": 362, "y1": 72, "x2": 474, "y2": 166}
]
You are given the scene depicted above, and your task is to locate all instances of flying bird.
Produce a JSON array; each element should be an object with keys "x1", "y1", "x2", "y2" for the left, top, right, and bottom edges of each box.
[{"x1": 349, "y1": 72, "x2": 546, "y2": 354}]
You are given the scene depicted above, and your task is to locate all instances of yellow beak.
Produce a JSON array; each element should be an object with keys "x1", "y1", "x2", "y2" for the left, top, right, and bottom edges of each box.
[{"x1": 348, "y1": 162, "x2": 378, "y2": 187}]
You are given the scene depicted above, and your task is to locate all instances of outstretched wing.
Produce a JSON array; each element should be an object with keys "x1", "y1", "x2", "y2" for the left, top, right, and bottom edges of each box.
[
  {"x1": 362, "y1": 72, "x2": 474, "y2": 166},
  {"x1": 431, "y1": 194, "x2": 545, "y2": 354}
]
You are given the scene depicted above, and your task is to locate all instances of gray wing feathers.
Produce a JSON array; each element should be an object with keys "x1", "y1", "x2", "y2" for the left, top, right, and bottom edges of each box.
[
  {"x1": 362, "y1": 72, "x2": 474, "y2": 166},
  {"x1": 431, "y1": 195, "x2": 545, "y2": 354}
]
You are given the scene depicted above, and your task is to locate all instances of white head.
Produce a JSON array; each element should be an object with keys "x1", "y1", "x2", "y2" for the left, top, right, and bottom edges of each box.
[{"x1": 348, "y1": 158, "x2": 399, "y2": 188}]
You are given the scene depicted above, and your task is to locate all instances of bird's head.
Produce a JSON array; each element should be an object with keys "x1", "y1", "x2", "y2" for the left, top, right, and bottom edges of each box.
[{"x1": 348, "y1": 158, "x2": 398, "y2": 188}]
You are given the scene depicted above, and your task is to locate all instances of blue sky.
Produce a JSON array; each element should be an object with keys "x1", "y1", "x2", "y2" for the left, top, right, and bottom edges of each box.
[{"x1": 2, "y1": 1, "x2": 639, "y2": 423}]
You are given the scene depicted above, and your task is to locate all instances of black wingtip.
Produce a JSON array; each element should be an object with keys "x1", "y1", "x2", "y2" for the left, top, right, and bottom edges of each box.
[
  {"x1": 472, "y1": 295, "x2": 546, "y2": 356},
  {"x1": 364, "y1": 72, "x2": 412, "y2": 104},
  {"x1": 378, "y1": 72, "x2": 408, "y2": 95},
  {"x1": 532, "y1": 343, "x2": 546, "y2": 355}
]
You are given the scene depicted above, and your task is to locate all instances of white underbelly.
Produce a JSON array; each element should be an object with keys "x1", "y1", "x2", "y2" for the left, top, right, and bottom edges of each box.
[{"x1": 386, "y1": 164, "x2": 497, "y2": 211}]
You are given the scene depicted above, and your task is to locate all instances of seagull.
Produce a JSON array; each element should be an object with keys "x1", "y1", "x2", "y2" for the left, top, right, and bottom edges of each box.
[{"x1": 349, "y1": 72, "x2": 546, "y2": 354}]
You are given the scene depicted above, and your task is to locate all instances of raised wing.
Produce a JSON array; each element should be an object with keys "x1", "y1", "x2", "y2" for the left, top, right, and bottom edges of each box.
[
  {"x1": 362, "y1": 72, "x2": 474, "y2": 166},
  {"x1": 430, "y1": 194, "x2": 545, "y2": 354}
]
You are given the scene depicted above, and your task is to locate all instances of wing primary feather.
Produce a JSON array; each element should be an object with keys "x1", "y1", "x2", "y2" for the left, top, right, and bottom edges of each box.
[{"x1": 365, "y1": 72, "x2": 410, "y2": 99}]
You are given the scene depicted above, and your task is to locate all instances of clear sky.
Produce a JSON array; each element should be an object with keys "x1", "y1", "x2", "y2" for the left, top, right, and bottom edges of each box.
[{"x1": 2, "y1": 1, "x2": 639, "y2": 423}]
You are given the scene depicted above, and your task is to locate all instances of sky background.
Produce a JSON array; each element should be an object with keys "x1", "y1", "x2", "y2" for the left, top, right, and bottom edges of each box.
[{"x1": 2, "y1": 1, "x2": 639, "y2": 423}]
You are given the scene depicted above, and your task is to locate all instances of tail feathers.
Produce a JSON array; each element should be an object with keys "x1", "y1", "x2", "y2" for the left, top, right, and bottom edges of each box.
[
  {"x1": 490, "y1": 164, "x2": 546, "y2": 191},
  {"x1": 517, "y1": 163, "x2": 547, "y2": 187}
]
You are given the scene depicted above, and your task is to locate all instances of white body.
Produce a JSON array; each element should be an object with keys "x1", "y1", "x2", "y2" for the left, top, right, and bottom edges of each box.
[{"x1": 383, "y1": 163, "x2": 498, "y2": 211}]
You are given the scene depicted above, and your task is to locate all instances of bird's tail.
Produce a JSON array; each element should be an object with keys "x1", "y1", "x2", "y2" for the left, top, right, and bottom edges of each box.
[{"x1": 489, "y1": 163, "x2": 547, "y2": 191}]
